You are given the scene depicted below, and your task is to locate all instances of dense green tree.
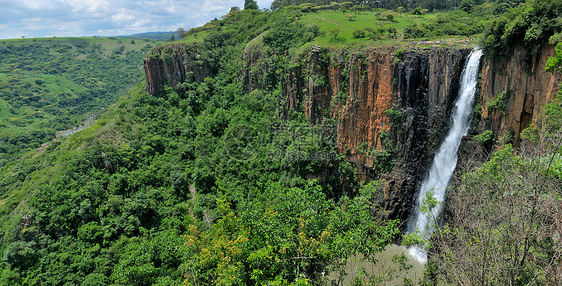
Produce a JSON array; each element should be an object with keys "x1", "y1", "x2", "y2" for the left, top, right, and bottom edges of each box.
[
  {"x1": 176, "y1": 28, "x2": 188, "y2": 39},
  {"x1": 244, "y1": 0, "x2": 259, "y2": 10},
  {"x1": 183, "y1": 181, "x2": 400, "y2": 285},
  {"x1": 263, "y1": 14, "x2": 308, "y2": 54},
  {"x1": 411, "y1": 7, "x2": 423, "y2": 15},
  {"x1": 3, "y1": 241, "x2": 39, "y2": 270},
  {"x1": 458, "y1": 0, "x2": 474, "y2": 12},
  {"x1": 481, "y1": 0, "x2": 562, "y2": 62}
]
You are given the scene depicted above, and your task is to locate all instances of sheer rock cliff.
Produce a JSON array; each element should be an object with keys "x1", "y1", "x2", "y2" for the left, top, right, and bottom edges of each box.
[
  {"x1": 479, "y1": 45, "x2": 560, "y2": 144},
  {"x1": 144, "y1": 43, "x2": 560, "y2": 223},
  {"x1": 144, "y1": 44, "x2": 216, "y2": 96},
  {"x1": 275, "y1": 46, "x2": 469, "y2": 221}
]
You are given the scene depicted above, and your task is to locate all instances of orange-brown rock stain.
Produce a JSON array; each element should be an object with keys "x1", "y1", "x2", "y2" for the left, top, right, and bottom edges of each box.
[
  {"x1": 480, "y1": 45, "x2": 561, "y2": 143},
  {"x1": 332, "y1": 52, "x2": 394, "y2": 170}
]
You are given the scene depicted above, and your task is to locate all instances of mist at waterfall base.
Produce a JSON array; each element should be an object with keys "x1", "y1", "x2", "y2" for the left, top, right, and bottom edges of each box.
[{"x1": 406, "y1": 48, "x2": 483, "y2": 264}]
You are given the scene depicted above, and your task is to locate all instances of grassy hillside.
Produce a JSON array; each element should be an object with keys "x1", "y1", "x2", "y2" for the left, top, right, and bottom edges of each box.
[
  {"x1": 0, "y1": 37, "x2": 162, "y2": 166},
  {"x1": 181, "y1": 3, "x2": 498, "y2": 50},
  {"x1": 117, "y1": 32, "x2": 177, "y2": 41}
]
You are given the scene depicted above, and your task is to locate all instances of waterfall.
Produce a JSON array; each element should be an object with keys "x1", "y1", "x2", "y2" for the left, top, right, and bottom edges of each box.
[{"x1": 407, "y1": 48, "x2": 483, "y2": 263}]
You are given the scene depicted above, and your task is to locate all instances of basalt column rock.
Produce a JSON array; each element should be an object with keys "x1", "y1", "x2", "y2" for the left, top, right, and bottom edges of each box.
[
  {"x1": 280, "y1": 46, "x2": 470, "y2": 222},
  {"x1": 480, "y1": 45, "x2": 561, "y2": 143},
  {"x1": 144, "y1": 43, "x2": 215, "y2": 96},
  {"x1": 386, "y1": 48, "x2": 469, "y2": 222}
]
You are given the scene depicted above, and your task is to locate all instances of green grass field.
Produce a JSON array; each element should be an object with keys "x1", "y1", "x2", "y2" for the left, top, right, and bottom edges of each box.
[
  {"x1": 177, "y1": 7, "x2": 483, "y2": 50},
  {"x1": 181, "y1": 31, "x2": 211, "y2": 44},
  {"x1": 300, "y1": 9, "x2": 478, "y2": 48}
]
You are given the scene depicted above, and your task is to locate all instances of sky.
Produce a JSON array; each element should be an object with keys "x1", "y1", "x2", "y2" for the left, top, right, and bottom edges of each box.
[{"x1": 0, "y1": 0, "x2": 274, "y2": 39}]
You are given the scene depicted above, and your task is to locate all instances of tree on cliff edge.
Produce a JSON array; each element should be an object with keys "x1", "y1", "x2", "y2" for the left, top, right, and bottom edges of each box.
[{"x1": 244, "y1": 0, "x2": 259, "y2": 10}]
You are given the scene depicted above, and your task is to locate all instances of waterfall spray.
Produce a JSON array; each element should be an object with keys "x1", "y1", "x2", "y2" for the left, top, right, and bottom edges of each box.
[{"x1": 407, "y1": 48, "x2": 483, "y2": 263}]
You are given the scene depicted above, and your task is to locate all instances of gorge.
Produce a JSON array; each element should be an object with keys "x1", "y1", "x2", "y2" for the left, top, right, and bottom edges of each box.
[
  {"x1": 144, "y1": 42, "x2": 560, "y2": 224},
  {"x1": 2, "y1": 2, "x2": 562, "y2": 284}
]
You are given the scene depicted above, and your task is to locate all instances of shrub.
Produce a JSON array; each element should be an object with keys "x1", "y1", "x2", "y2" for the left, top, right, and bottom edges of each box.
[
  {"x1": 378, "y1": 11, "x2": 398, "y2": 22},
  {"x1": 329, "y1": 29, "x2": 342, "y2": 41},
  {"x1": 486, "y1": 91, "x2": 509, "y2": 113},
  {"x1": 387, "y1": 27, "x2": 398, "y2": 38},
  {"x1": 474, "y1": 129, "x2": 494, "y2": 148},
  {"x1": 385, "y1": 106, "x2": 406, "y2": 123},
  {"x1": 459, "y1": 0, "x2": 474, "y2": 13},
  {"x1": 404, "y1": 24, "x2": 430, "y2": 38},
  {"x1": 353, "y1": 29, "x2": 366, "y2": 39},
  {"x1": 394, "y1": 49, "x2": 404, "y2": 60}
]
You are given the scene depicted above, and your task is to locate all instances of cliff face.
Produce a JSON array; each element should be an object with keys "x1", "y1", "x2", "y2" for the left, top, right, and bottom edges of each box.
[
  {"x1": 388, "y1": 49, "x2": 469, "y2": 220},
  {"x1": 277, "y1": 45, "x2": 560, "y2": 221},
  {"x1": 144, "y1": 42, "x2": 560, "y2": 223},
  {"x1": 144, "y1": 44, "x2": 215, "y2": 95},
  {"x1": 479, "y1": 45, "x2": 560, "y2": 143},
  {"x1": 278, "y1": 46, "x2": 469, "y2": 221}
]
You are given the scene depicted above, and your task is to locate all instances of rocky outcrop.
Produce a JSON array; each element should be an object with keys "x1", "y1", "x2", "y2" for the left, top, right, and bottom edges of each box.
[
  {"x1": 479, "y1": 45, "x2": 561, "y2": 143},
  {"x1": 239, "y1": 34, "x2": 273, "y2": 94},
  {"x1": 144, "y1": 43, "x2": 215, "y2": 95}
]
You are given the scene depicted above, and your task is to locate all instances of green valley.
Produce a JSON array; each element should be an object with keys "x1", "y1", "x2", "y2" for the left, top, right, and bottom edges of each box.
[{"x1": 0, "y1": 37, "x2": 162, "y2": 167}]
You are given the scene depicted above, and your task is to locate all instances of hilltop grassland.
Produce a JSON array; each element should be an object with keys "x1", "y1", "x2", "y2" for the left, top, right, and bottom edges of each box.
[{"x1": 180, "y1": 3, "x2": 497, "y2": 50}]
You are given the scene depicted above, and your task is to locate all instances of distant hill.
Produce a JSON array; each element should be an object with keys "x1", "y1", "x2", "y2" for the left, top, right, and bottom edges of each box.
[
  {"x1": 116, "y1": 31, "x2": 176, "y2": 41},
  {"x1": 0, "y1": 36, "x2": 162, "y2": 166}
]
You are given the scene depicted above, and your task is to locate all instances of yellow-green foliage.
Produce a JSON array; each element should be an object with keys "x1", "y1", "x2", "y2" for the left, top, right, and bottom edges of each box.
[{"x1": 486, "y1": 91, "x2": 509, "y2": 112}]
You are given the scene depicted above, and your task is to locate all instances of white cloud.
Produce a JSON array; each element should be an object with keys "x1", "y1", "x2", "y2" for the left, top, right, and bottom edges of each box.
[
  {"x1": 128, "y1": 18, "x2": 152, "y2": 28},
  {"x1": 57, "y1": 0, "x2": 109, "y2": 13},
  {"x1": 110, "y1": 8, "x2": 137, "y2": 24},
  {"x1": 202, "y1": 0, "x2": 237, "y2": 13},
  {"x1": 19, "y1": 0, "x2": 56, "y2": 10},
  {"x1": 0, "y1": 0, "x2": 277, "y2": 39}
]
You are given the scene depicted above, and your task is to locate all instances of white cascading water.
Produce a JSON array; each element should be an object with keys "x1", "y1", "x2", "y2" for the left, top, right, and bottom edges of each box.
[{"x1": 407, "y1": 48, "x2": 483, "y2": 263}]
